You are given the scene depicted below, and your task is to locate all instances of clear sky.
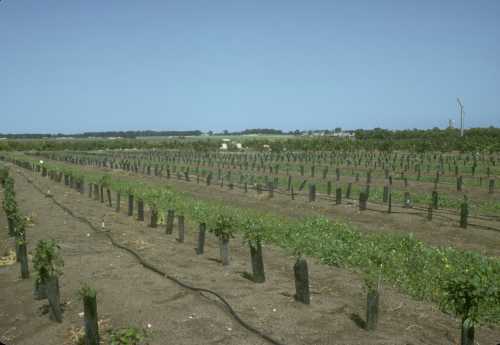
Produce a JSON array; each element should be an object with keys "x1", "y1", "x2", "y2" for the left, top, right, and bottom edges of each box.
[{"x1": 1, "y1": 0, "x2": 499, "y2": 134}]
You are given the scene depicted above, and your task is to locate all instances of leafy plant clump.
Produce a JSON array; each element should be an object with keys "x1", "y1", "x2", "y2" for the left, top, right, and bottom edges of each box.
[
  {"x1": 240, "y1": 214, "x2": 267, "y2": 247},
  {"x1": 33, "y1": 239, "x2": 64, "y2": 284},
  {"x1": 108, "y1": 327, "x2": 146, "y2": 345},
  {"x1": 440, "y1": 252, "x2": 500, "y2": 325},
  {"x1": 209, "y1": 207, "x2": 236, "y2": 241}
]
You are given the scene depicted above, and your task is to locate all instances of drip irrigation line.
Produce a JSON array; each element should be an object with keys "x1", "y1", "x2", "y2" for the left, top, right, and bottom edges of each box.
[{"x1": 17, "y1": 169, "x2": 287, "y2": 345}]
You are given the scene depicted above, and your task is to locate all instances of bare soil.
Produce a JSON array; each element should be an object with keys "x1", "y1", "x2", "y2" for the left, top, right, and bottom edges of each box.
[{"x1": 1, "y1": 166, "x2": 500, "y2": 345}]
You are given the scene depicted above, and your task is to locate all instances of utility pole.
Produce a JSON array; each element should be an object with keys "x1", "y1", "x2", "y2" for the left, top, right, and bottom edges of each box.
[{"x1": 457, "y1": 98, "x2": 464, "y2": 137}]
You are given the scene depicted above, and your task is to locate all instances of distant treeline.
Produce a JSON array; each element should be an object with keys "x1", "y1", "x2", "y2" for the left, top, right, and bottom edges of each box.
[
  {"x1": 0, "y1": 128, "x2": 285, "y2": 138},
  {"x1": 0, "y1": 127, "x2": 499, "y2": 152},
  {"x1": 0, "y1": 130, "x2": 203, "y2": 139}
]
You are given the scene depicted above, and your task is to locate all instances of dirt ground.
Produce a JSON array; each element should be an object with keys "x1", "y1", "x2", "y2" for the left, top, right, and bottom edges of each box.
[{"x1": 1, "y1": 165, "x2": 500, "y2": 345}]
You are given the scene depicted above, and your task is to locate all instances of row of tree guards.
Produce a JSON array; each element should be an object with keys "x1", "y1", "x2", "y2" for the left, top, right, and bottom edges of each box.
[
  {"x1": 28, "y1": 153, "x2": 497, "y2": 229},
  {"x1": 106, "y1": 157, "x2": 499, "y2": 195},
  {"x1": 33, "y1": 149, "x2": 499, "y2": 184},
  {"x1": 40, "y1": 162, "x2": 384, "y2": 333},
  {"x1": 1, "y1": 168, "x2": 100, "y2": 344},
  {"x1": 205, "y1": 169, "x2": 474, "y2": 229},
  {"x1": 29, "y1": 151, "x2": 498, "y2": 218}
]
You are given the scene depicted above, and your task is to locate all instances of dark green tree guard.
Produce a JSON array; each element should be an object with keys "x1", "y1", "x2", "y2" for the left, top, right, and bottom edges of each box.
[
  {"x1": 460, "y1": 199, "x2": 468, "y2": 229},
  {"x1": 308, "y1": 184, "x2": 316, "y2": 202},
  {"x1": 346, "y1": 182, "x2": 352, "y2": 199},
  {"x1": 106, "y1": 189, "x2": 112, "y2": 207},
  {"x1": 18, "y1": 242, "x2": 29, "y2": 279},
  {"x1": 166, "y1": 209, "x2": 175, "y2": 234},
  {"x1": 432, "y1": 190, "x2": 439, "y2": 209},
  {"x1": 291, "y1": 185, "x2": 295, "y2": 200},
  {"x1": 327, "y1": 181, "x2": 332, "y2": 196},
  {"x1": 335, "y1": 187, "x2": 342, "y2": 205},
  {"x1": 219, "y1": 238, "x2": 230, "y2": 266},
  {"x1": 461, "y1": 319, "x2": 474, "y2": 345},
  {"x1": 93, "y1": 184, "x2": 99, "y2": 201},
  {"x1": 457, "y1": 176, "x2": 463, "y2": 192},
  {"x1": 249, "y1": 240, "x2": 265, "y2": 283},
  {"x1": 47, "y1": 275, "x2": 62, "y2": 323},
  {"x1": 88, "y1": 183, "x2": 92, "y2": 198},
  {"x1": 489, "y1": 179, "x2": 495, "y2": 194},
  {"x1": 150, "y1": 209, "x2": 158, "y2": 228},
  {"x1": 427, "y1": 205, "x2": 433, "y2": 221},
  {"x1": 359, "y1": 192, "x2": 368, "y2": 211},
  {"x1": 80, "y1": 178, "x2": 85, "y2": 194},
  {"x1": 293, "y1": 256, "x2": 310, "y2": 304},
  {"x1": 137, "y1": 199, "x2": 144, "y2": 221},
  {"x1": 244, "y1": 182, "x2": 248, "y2": 193},
  {"x1": 366, "y1": 289, "x2": 379, "y2": 331},
  {"x1": 267, "y1": 181, "x2": 274, "y2": 198},
  {"x1": 83, "y1": 288, "x2": 100, "y2": 345},
  {"x1": 177, "y1": 215, "x2": 185, "y2": 243},
  {"x1": 388, "y1": 193, "x2": 392, "y2": 213},
  {"x1": 115, "y1": 192, "x2": 121, "y2": 212},
  {"x1": 7, "y1": 218, "x2": 15, "y2": 237},
  {"x1": 383, "y1": 186, "x2": 389, "y2": 203},
  {"x1": 127, "y1": 194, "x2": 134, "y2": 216},
  {"x1": 196, "y1": 223, "x2": 206, "y2": 255},
  {"x1": 99, "y1": 185, "x2": 104, "y2": 203},
  {"x1": 403, "y1": 191, "x2": 411, "y2": 208},
  {"x1": 34, "y1": 277, "x2": 48, "y2": 300}
]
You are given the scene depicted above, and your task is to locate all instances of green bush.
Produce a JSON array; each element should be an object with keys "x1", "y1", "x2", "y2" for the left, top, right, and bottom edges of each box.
[{"x1": 33, "y1": 239, "x2": 64, "y2": 284}]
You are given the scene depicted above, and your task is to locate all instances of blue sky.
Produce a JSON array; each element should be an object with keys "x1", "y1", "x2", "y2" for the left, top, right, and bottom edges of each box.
[{"x1": 1, "y1": 0, "x2": 499, "y2": 133}]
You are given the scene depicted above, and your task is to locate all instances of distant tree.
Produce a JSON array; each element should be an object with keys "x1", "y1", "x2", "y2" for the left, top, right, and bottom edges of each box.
[{"x1": 334, "y1": 127, "x2": 342, "y2": 133}]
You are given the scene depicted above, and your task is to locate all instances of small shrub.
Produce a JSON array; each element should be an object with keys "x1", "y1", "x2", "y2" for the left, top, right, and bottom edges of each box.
[
  {"x1": 33, "y1": 239, "x2": 64, "y2": 285},
  {"x1": 108, "y1": 327, "x2": 146, "y2": 345}
]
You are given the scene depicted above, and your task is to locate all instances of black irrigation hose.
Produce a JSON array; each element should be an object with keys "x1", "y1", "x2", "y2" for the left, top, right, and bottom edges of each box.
[{"x1": 18, "y1": 170, "x2": 287, "y2": 345}]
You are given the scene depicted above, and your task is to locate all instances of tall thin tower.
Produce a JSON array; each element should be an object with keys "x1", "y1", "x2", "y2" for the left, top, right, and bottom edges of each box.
[{"x1": 457, "y1": 98, "x2": 464, "y2": 137}]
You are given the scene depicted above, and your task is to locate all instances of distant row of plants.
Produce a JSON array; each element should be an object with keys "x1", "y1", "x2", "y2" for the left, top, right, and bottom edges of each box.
[{"x1": 3, "y1": 155, "x2": 500, "y2": 329}]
